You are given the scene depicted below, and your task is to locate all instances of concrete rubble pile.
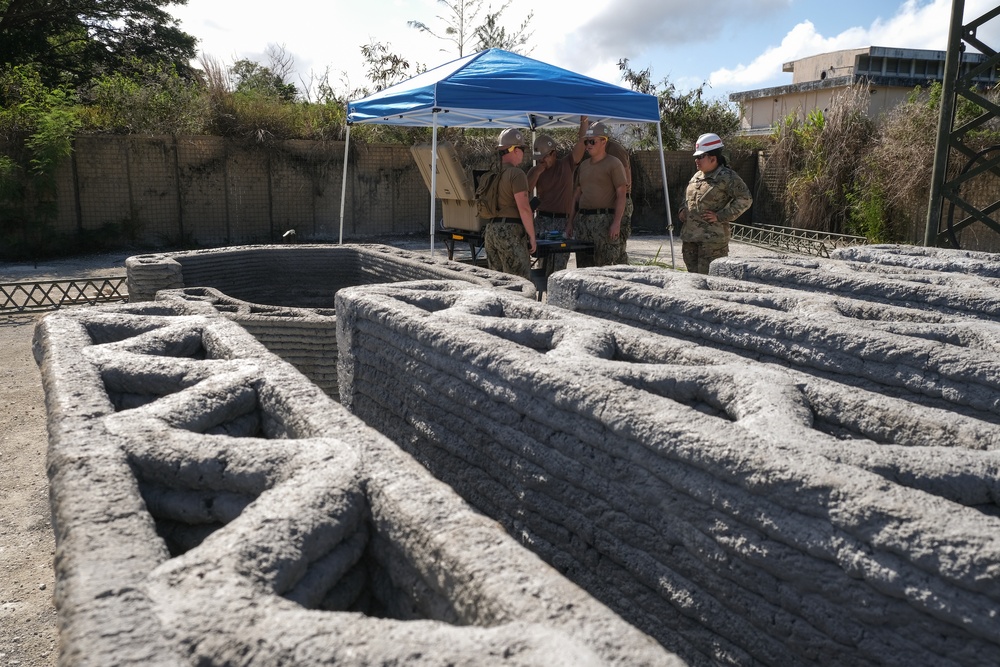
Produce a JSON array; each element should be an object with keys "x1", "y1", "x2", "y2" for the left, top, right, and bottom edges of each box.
[{"x1": 33, "y1": 300, "x2": 674, "y2": 667}]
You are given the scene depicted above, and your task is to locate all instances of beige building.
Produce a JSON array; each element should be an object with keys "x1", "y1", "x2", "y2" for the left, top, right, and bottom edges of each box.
[{"x1": 729, "y1": 46, "x2": 998, "y2": 135}]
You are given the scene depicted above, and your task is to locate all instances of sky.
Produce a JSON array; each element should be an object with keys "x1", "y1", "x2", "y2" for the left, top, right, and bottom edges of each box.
[{"x1": 169, "y1": 0, "x2": 1000, "y2": 101}]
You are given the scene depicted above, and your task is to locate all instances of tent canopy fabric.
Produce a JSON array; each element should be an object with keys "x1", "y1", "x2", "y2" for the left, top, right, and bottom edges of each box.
[
  {"x1": 346, "y1": 48, "x2": 661, "y2": 129},
  {"x1": 341, "y1": 48, "x2": 674, "y2": 266}
]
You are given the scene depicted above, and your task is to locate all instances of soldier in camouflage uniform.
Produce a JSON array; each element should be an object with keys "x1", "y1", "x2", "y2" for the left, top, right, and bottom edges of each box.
[
  {"x1": 484, "y1": 128, "x2": 536, "y2": 279},
  {"x1": 678, "y1": 133, "x2": 752, "y2": 274},
  {"x1": 567, "y1": 121, "x2": 628, "y2": 267}
]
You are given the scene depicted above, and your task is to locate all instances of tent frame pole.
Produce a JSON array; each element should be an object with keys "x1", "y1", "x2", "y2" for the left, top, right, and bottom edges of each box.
[
  {"x1": 429, "y1": 115, "x2": 439, "y2": 253},
  {"x1": 655, "y1": 123, "x2": 676, "y2": 269},
  {"x1": 339, "y1": 124, "x2": 351, "y2": 244}
]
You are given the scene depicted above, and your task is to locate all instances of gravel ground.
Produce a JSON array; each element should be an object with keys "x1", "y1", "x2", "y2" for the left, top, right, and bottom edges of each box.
[{"x1": 0, "y1": 236, "x2": 782, "y2": 666}]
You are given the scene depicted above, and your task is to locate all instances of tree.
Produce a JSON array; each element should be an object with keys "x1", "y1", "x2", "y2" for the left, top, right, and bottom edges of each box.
[
  {"x1": 359, "y1": 41, "x2": 416, "y2": 94},
  {"x1": 0, "y1": 0, "x2": 198, "y2": 88},
  {"x1": 231, "y1": 60, "x2": 298, "y2": 102},
  {"x1": 617, "y1": 59, "x2": 739, "y2": 151},
  {"x1": 408, "y1": 0, "x2": 533, "y2": 58},
  {"x1": 474, "y1": 3, "x2": 533, "y2": 54}
]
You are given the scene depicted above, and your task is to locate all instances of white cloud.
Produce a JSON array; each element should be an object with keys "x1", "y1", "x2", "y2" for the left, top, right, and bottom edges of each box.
[{"x1": 708, "y1": 0, "x2": 1000, "y2": 91}]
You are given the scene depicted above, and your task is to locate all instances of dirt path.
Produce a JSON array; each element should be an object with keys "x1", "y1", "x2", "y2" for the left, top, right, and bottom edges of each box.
[
  {"x1": 0, "y1": 311, "x2": 58, "y2": 667},
  {"x1": 1, "y1": 252, "x2": 129, "y2": 666}
]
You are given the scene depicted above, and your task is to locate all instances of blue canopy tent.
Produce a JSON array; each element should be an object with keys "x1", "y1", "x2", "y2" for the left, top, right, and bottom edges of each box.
[{"x1": 341, "y1": 48, "x2": 674, "y2": 265}]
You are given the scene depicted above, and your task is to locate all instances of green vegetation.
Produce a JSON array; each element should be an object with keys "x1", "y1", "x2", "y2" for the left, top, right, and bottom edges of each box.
[
  {"x1": 616, "y1": 59, "x2": 743, "y2": 152},
  {"x1": 0, "y1": 0, "x2": 197, "y2": 89},
  {"x1": 770, "y1": 81, "x2": 1000, "y2": 243}
]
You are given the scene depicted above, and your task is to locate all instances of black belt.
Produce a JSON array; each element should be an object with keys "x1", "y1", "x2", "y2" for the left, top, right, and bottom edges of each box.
[
  {"x1": 536, "y1": 211, "x2": 568, "y2": 219},
  {"x1": 577, "y1": 208, "x2": 612, "y2": 215},
  {"x1": 490, "y1": 217, "x2": 522, "y2": 224}
]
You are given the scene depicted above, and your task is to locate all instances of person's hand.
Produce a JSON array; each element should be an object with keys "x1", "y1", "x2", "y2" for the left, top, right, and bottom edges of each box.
[
  {"x1": 528, "y1": 236, "x2": 537, "y2": 254},
  {"x1": 703, "y1": 210, "x2": 718, "y2": 223},
  {"x1": 610, "y1": 219, "x2": 621, "y2": 240},
  {"x1": 678, "y1": 209, "x2": 687, "y2": 223}
]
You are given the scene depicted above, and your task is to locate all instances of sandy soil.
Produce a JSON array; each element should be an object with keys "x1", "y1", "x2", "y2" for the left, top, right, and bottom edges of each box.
[
  {"x1": 1, "y1": 252, "x2": 130, "y2": 667},
  {"x1": 1, "y1": 311, "x2": 60, "y2": 667}
]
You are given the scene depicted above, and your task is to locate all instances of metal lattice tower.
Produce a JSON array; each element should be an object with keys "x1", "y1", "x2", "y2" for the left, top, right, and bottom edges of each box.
[{"x1": 925, "y1": 0, "x2": 1000, "y2": 248}]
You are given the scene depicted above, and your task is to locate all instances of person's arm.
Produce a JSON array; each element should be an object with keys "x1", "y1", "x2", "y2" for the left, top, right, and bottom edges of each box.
[
  {"x1": 526, "y1": 164, "x2": 545, "y2": 192},
  {"x1": 610, "y1": 183, "x2": 627, "y2": 239},
  {"x1": 571, "y1": 116, "x2": 589, "y2": 166},
  {"x1": 714, "y1": 172, "x2": 754, "y2": 223},
  {"x1": 514, "y1": 190, "x2": 537, "y2": 254},
  {"x1": 566, "y1": 184, "x2": 581, "y2": 238}
]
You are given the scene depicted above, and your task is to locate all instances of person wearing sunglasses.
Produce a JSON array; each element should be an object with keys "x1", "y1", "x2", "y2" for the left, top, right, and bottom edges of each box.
[
  {"x1": 566, "y1": 121, "x2": 628, "y2": 267},
  {"x1": 677, "y1": 132, "x2": 753, "y2": 274},
  {"x1": 578, "y1": 118, "x2": 633, "y2": 264},
  {"x1": 526, "y1": 117, "x2": 589, "y2": 275},
  {"x1": 483, "y1": 127, "x2": 537, "y2": 279}
]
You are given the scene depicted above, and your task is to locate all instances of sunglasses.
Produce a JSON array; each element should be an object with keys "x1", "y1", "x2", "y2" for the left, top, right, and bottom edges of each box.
[
  {"x1": 505, "y1": 145, "x2": 525, "y2": 153},
  {"x1": 584, "y1": 138, "x2": 605, "y2": 146},
  {"x1": 694, "y1": 154, "x2": 711, "y2": 160}
]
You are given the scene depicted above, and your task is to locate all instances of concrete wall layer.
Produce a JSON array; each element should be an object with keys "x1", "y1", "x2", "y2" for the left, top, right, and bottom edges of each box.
[
  {"x1": 126, "y1": 243, "x2": 534, "y2": 397},
  {"x1": 335, "y1": 250, "x2": 1000, "y2": 666},
  {"x1": 32, "y1": 300, "x2": 675, "y2": 667},
  {"x1": 39, "y1": 243, "x2": 1000, "y2": 666}
]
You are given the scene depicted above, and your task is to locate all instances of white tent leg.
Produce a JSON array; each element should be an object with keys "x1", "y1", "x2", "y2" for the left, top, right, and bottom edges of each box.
[
  {"x1": 339, "y1": 124, "x2": 351, "y2": 245},
  {"x1": 655, "y1": 123, "x2": 675, "y2": 269},
  {"x1": 429, "y1": 116, "x2": 439, "y2": 253}
]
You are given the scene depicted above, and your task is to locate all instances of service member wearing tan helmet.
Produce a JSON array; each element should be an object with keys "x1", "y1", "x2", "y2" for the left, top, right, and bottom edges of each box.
[
  {"x1": 526, "y1": 117, "x2": 588, "y2": 274},
  {"x1": 484, "y1": 127, "x2": 536, "y2": 278}
]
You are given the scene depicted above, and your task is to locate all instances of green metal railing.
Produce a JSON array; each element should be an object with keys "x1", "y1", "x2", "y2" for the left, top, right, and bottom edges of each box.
[
  {"x1": 732, "y1": 223, "x2": 868, "y2": 257},
  {"x1": 0, "y1": 276, "x2": 128, "y2": 313}
]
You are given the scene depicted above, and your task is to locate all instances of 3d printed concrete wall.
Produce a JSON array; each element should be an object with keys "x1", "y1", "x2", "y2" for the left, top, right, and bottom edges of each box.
[
  {"x1": 335, "y1": 262, "x2": 1000, "y2": 665},
  {"x1": 33, "y1": 300, "x2": 675, "y2": 666},
  {"x1": 126, "y1": 244, "x2": 534, "y2": 397},
  {"x1": 40, "y1": 243, "x2": 1000, "y2": 666}
]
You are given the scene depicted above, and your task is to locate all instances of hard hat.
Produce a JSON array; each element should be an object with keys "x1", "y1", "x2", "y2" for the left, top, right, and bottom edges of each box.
[
  {"x1": 693, "y1": 133, "x2": 724, "y2": 156},
  {"x1": 533, "y1": 135, "x2": 556, "y2": 158},
  {"x1": 497, "y1": 127, "x2": 527, "y2": 148},
  {"x1": 584, "y1": 121, "x2": 612, "y2": 139}
]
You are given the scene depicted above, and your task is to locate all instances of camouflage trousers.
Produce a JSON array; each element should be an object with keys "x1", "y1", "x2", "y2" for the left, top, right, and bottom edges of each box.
[
  {"x1": 484, "y1": 221, "x2": 531, "y2": 279},
  {"x1": 534, "y1": 213, "x2": 569, "y2": 273},
  {"x1": 574, "y1": 213, "x2": 624, "y2": 268},
  {"x1": 611, "y1": 196, "x2": 634, "y2": 264},
  {"x1": 682, "y1": 239, "x2": 729, "y2": 274}
]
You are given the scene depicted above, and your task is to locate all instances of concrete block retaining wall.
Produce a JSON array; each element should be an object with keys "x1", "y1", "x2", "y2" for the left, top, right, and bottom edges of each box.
[
  {"x1": 127, "y1": 244, "x2": 534, "y2": 397},
  {"x1": 33, "y1": 300, "x2": 674, "y2": 666},
  {"x1": 334, "y1": 278, "x2": 1000, "y2": 667}
]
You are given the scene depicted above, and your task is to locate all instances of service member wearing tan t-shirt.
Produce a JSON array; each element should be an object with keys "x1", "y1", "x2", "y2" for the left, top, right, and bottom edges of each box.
[{"x1": 566, "y1": 121, "x2": 627, "y2": 267}]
